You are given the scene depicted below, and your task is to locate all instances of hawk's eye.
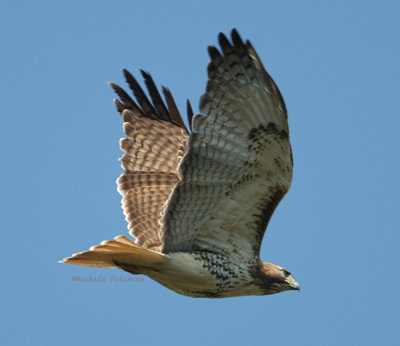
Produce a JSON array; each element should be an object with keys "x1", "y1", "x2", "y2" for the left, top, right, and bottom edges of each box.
[{"x1": 283, "y1": 270, "x2": 291, "y2": 277}]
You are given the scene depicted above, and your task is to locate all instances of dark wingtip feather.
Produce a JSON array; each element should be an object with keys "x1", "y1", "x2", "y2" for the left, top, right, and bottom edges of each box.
[
  {"x1": 162, "y1": 86, "x2": 188, "y2": 133},
  {"x1": 140, "y1": 69, "x2": 150, "y2": 78},
  {"x1": 108, "y1": 81, "x2": 121, "y2": 93},
  {"x1": 218, "y1": 32, "x2": 233, "y2": 55},
  {"x1": 123, "y1": 69, "x2": 139, "y2": 91},
  {"x1": 108, "y1": 82, "x2": 137, "y2": 111},
  {"x1": 186, "y1": 99, "x2": 194, "y2": 131},
  {"x1": 231, "y1": 29, "x2": 245, "y2": 49},
  {"x1": 122, "y1": 69, "x2": 159, "y2": 120},
  {"x1": 140, "y1": 69, "x2": 155, "y2": 86},
  {"x1": 140, "y1": 70, "x2": 172, "y2": 122},
  {"x1": 218, "y1": 32, "x2": 231, "y2": 46},
  {"x1": 122, "y1": 68, "x2": 132, "y2": 79},
  {"x1": 111, "y1": 67, "x2": 189, "y2": 132},
  {"x1": 113, "y1": 98, "x2": 125, "y2": 113},
  {"x1": 123, "y1": 69, "x2": 143, "y2": 97},
  {"x1": 207, "y1": 46, "x2": 221, "y2": 76},
  {"x1": 208, "y1": 46, "x2": 221, "y2": 60},
  {"x1": 245, "y1": 40, "x2": 255, "y2": 52}
]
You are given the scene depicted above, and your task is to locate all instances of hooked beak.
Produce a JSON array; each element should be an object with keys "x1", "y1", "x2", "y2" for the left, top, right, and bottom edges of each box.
[{"x1": 285, "y1": 275, "x2": 300, "y2": 291}]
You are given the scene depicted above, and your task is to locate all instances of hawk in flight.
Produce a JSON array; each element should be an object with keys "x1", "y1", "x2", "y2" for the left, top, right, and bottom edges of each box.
[{"x1": 61, "y1": 29, "x2": 300, "y2": 298}]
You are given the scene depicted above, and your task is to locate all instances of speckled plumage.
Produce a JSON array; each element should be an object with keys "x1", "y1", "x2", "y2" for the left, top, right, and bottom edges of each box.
[{"x1": 61, "y1": 29, "x2": 300, "y2": 298}]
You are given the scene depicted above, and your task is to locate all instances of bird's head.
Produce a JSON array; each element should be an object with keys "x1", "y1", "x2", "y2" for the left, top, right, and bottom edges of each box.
[{"x1": 255, "y1": 262, "x2": 300, "y2": 294}]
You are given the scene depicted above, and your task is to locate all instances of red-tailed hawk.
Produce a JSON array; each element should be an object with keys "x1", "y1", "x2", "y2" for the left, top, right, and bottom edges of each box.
[{"x1": 61, "y1": 29, "x2": 300, "y2": 298}]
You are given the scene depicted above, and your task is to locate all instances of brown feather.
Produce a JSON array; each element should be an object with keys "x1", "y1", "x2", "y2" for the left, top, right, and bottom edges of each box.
[
  {"x1": 108, "y1": 74, "x2": 188, "y2": 250},
  {"x1": 60, "y1": 235, "x2": 166, "y2": 268},
  {"x1": 161, "y1": 29, "x2": 292, "y2": 259}
]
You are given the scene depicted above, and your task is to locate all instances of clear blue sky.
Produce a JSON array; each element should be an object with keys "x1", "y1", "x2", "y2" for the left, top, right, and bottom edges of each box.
[{"x1": 1, "y1": 1, "x2": 399, "y2": 345}]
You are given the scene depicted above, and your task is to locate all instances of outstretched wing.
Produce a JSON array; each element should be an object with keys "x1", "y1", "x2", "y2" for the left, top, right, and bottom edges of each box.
[
  {"x1": 109, "y1": 70, "x2": 189, "y2": 252},
  {"x1": 161, "y1": 29, "x2": 292, "y2": 259}
]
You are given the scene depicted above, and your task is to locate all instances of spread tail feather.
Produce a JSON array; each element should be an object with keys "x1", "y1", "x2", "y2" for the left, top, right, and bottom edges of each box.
[{"x1": 60, "y1": 235, "x2": 166, "y2": 271}]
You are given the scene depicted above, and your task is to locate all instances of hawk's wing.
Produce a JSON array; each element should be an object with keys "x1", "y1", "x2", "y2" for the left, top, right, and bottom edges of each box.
[
  {"x1": 109, "y1": 70, "x2": 189, "y2": 252},
  {"x1": 161, "y1": 30, "x2": 292, "y2": 260}
]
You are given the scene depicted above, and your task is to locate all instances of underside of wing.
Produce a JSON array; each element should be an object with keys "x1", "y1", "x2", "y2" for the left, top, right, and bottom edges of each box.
[
  {"x1": 161, "y1": 29, "x2": 293, "y2": 259},
  {"x1": 110, "y1": 70, "x2": 190, "y2": 251}
]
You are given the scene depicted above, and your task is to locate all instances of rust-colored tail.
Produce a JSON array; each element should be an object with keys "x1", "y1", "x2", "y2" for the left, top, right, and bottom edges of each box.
[{"x1": 60, "y1": 235, "x2": 166, "y2": 271}]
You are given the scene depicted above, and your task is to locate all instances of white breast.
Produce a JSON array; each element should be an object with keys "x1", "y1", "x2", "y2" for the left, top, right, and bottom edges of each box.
[{"x1": 144, "y1": 252, "x2": 219, "y2": 295}]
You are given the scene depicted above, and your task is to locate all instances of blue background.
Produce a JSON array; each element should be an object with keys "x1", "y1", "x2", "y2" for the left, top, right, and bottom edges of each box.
[{"x1": 1, "y1": 1, "x2": 399, "y2": 345}]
